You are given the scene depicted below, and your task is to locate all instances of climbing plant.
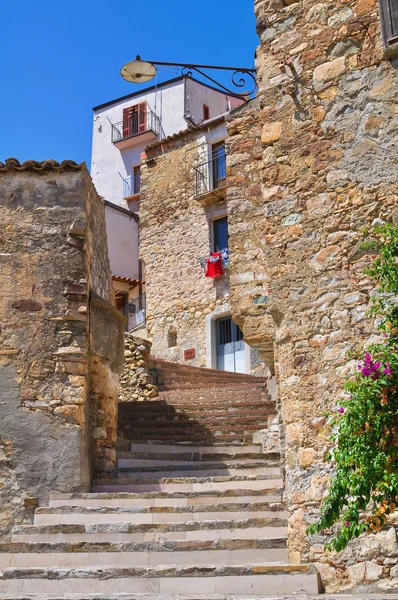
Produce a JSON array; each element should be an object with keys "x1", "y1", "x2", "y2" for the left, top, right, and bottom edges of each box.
[{"x1": 307, "y1": 223, "x2": 398, "y2": 552}]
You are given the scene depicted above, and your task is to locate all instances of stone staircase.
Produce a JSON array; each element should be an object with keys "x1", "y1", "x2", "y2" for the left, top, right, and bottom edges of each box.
[{"x1": 0, "y1": 364, "x2": 321, "y2": 597}]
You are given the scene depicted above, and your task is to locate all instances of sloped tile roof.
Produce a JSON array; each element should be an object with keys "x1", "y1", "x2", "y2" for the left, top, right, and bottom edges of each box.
[{"x1": 0, "y1": 158, "x2": 85, "y2": 172}]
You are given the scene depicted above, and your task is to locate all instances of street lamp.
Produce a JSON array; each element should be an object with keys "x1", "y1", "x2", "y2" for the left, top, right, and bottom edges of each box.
[{"x1": 121, "y1": 56, "x2": 257, "y2": 96}]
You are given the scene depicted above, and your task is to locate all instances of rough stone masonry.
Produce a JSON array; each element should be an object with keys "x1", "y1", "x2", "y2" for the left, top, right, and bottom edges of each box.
[
  {"x1": 225, "y1": 0, "x2": 398, "y2": 592},
  {"x1": 0, "y1": 159, "x2": 125, "y2": 539}
]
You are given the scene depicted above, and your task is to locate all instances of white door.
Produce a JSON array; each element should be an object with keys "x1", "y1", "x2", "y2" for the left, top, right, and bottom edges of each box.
[{"x1": 216, "y1": 317, "x2": 246, "y2": 373}]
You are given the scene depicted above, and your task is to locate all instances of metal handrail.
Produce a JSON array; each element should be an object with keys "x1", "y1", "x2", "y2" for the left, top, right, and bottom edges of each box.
[
  {"x1": 111, "y1": 110, "x2": 161, "y2": 143},
  {"x1": 123, "y1": 173, "x2": 141, "y2": 198},
  {"x1": 122, "y1": 293, "x2": 146, "y2": 332},
  {"x1": 194, "y1": 151, "x2": 226, "y2": 197}
]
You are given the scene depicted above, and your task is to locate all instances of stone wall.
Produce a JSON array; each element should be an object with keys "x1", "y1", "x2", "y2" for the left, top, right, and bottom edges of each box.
[
  {"x1": 140, "y1": 123, "x2": 268, "y2": 377},
  {"x1": 0, "y1": 159, "x2": 124, "y2": 536},
  {"x1": 226, "y1": 0, "x2": 398, "y2": 592},
  {"x1": 119, "y1": 335, "x2": 158, "y2": 403},
  {"x1": 140, "y1": 123, "x2": 232, "y2": 369}
]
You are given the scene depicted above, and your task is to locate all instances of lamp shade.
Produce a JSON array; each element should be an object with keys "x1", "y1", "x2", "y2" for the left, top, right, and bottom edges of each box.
[{"x1": 121, "y1": 56, "x2": 157, "y2": 83}]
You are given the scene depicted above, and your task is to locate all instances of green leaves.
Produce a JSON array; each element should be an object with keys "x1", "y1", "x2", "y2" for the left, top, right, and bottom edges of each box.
[{"x1": 307, "y1": 224, "x2": 398, "y2": 551}]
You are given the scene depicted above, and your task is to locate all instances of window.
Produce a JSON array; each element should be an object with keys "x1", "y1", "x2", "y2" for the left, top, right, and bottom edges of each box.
[
  {"x1": 380, "y1": 0, "x2": 398, "y2": 46},
  {"x1": 168, "y1": 329, "x2": 177, "y2": 348},
  {"x1": 133, "y1": 166, "x2": 141, "y2": 194},
  {"x1": 203, "y1": 104, "x2": 210, "y2": 121},
  {"x1": 122, "y1": 102, "x2": 147, "y2": 138},
  {"x1": 213, "y1": 216, "x2": 228, "y2": 252},
  {"x1": 211, "y1": 141, "x2": 226, "y2": 190}
]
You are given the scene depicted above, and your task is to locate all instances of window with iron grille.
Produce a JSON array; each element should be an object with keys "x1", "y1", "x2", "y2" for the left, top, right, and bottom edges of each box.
[{"x1": 379, "y1": 0, "x2": 398, "y2": 46}]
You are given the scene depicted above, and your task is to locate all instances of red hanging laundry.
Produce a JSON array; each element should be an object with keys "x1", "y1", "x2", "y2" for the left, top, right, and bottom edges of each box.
[{"x1": 205, "y1": 252, "x2": 224, "y2": 278}]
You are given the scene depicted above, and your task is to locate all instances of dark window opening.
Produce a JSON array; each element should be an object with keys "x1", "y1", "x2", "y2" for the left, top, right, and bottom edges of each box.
[
  {"x1": 213, "y1": 216, "x2": 228, "y2": 252},
  {"x1": 168, "y1": 330, "x2": 177, "y2": 348},
  {"x1": 133, "y1": 165, "x2": 141, "y2": 194},
  {"x1": 115, "y1": 291, "x2": 128, "y2": 313},
  {"x1": 203, "y1": 104, "x2": 210, "y2": 121}
]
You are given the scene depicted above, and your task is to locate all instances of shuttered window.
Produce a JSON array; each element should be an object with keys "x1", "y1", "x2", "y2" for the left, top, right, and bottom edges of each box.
[{"x1": 122, "y1": 102, "x2": 147, "y2": 138}]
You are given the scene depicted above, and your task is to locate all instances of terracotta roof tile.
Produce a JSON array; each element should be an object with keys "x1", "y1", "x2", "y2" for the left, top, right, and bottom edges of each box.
[
  {"x1": 112, "y1": 275, "x2": 144, "y2": 286},
  {"x1": 145, "y1": 115, "x2": 226, "y2": 151},
  {"x1": 0, "y1": 158, "x2": 85, "y2": 172}
]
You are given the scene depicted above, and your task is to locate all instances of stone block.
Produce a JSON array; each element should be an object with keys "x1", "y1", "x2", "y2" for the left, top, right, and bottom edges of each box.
[
  {"x1": 261, "y1": 122, "x2": 282, "y2": 145},
  {"x1": 11, "y1": 299, "x2": 42, "y2": 312},
  {"x1": 313, "y1": 57, "x2": 346, "y2": 86},
  {"x1": 298, "y1": 447, "x2": 316, "y2": 469}
]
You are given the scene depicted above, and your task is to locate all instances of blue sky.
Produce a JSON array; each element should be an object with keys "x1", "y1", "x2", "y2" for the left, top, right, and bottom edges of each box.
[{"x1": 0, "y1": 1, "x2": 257, "y2": 167}]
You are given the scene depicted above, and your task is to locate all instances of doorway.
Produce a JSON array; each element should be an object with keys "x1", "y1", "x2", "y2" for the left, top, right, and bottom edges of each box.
[{"x1": 216, "y1": 316, "x2": 246, "y2": 373}]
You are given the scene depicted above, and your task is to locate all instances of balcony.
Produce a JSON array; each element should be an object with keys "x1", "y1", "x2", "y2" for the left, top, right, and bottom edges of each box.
[
  {"x1": 122, "y1": 293, "x2": 146, "y2": 333},
  {"x1": 111, "y1": 110, "x2": 160, "y2": 149},
  {"x1": 123, "y1": 173, "x2": 141, "y2": 199},
  {"x1": 194, "y1": 151, "x2": 226, "y2": 203}
]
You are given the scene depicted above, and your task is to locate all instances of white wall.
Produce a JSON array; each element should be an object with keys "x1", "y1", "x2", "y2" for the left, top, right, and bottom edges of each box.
[
  {"x1": 105, "y1": 206, "x2": 140, "y2": 281},
  {"x1": 91, "y1": 79, "x2": 187, "y2": 207},
  {"x1": 186, "y1": 79, "x2": 244, "y2": 125},
  {"x1": 91, "y1": 78, "x2": 244, "y2": 207}
]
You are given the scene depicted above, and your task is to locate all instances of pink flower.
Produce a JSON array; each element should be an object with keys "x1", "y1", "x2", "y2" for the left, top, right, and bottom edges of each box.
[
  {"x1": 338, "y1": 407, "x2": 345, "y2": 414},
  {"x1": 345, "y1": 521, "x2": 350, "y2": 527}
]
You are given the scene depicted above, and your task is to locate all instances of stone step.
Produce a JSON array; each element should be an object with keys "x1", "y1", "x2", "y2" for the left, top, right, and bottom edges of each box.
[
  {"x1": 116, "y1": 458, "x2": 277, "y2": 469},
  {"x1": 127, "y1": 443, "x2": 264, "y2": 454},
  {"x1": 48, "y1": 489, "x2": 283, "y2": 508},
  {"x1": 119, "y1": 451, "x2": 278, "y2": 462},
  {"x1": 116, "y1": 467, "x2": 280, "y2": 479},
  {"x1": 121, "y1": 420, "x2": 274, "y2": 431},
  {"x1": 0, "y1": 564, "x2": 320, "y2": 595},
  {"x1": 0, "y1": 547, "x2": 289, "y2": 569},
  {"x1": 93, "y1": 477, "x2": 283, "y2": 493},
  {"x1": 122, "y1": 410, "x2": 276, "y2": 420},
  {"x1": 154, "y1": 395, "x2": 271, "y2": 403},
  {"x1": 119, "y1": 434, "x2": 274, "y2": 444},
  {"x1": 0, "y1": 595, "x2": 396, "y2": 600},
  {"x1": 157, "y1": 386, "x2": 268, "y2": 394},
  {"x1": 155, "y1": 392, "x2": 274, "y2": 400},
  {"x1": 148, "y1": 358, "x2": 268, "y2": 379},
  {"x1": 33, "y1": 506, "x2": 288, "y2": 525},
  {"x1": 12, "y1": 522, "x2": 287, "y2": 547},
  {"x1": 118, "y1": 431, "x2": 273, "y2": 442},
  {"x1": 12, "y1": 521, "x2": 288, "y2": 543}
]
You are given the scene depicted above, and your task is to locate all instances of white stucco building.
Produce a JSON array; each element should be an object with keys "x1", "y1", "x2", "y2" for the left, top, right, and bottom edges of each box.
[{"x1": 91, "y1": 75, "x2": 244, "y2": 332}]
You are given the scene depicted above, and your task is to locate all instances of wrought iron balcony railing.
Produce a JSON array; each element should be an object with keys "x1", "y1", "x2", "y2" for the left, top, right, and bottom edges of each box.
[
  {"x1": 123, "y1": 173, "x2": 141, "y2": 198},
  {"x1": 122, "y1": 293, "x2": 146, "y2": 332},
  {"x1": 111, "y1": 110, "x2": 161, "y2": 144},
  {"x1": 194, "y1": 151, "x2": 226, "y2": 198}
]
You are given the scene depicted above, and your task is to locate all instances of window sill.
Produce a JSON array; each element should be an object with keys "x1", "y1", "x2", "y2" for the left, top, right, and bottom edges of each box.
[{"x1": 383, "y1": 40, "x2": 398, "y2": 60}]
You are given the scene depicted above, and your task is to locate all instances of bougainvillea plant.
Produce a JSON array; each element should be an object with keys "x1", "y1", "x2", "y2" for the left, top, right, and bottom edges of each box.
[{"x1": 307, "y1": 223, "x2": 398, "y2": 552}]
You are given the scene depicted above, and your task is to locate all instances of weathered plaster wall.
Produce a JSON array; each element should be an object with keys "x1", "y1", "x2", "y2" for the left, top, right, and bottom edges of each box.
[
  {"x1": 0, "y1": 159, "x2": 124, "y2": 536},
  {"x1": 226, "y1": 0, "x2": 398, "y2": 592}
]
